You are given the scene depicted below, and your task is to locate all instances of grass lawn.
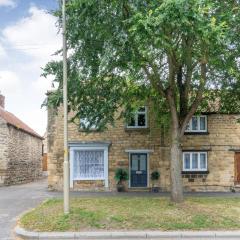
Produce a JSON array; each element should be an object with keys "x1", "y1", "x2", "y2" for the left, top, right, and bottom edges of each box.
[{"x1": 20, "y1": 197, "x2": 240, "y2": 232}]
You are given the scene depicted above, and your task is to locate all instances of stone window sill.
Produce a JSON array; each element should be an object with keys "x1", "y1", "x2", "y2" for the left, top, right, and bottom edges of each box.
[
  {"x1": 182, "y1": 171, "x2": 209, "y2": 174},
  {"x1": 78, "y1": 128, "x2": 101, "y2": 133},
  {"x1": 125, "y1": 127, "x2": 150, "y2": 133},
  {"x1": 184, "y1": 132, "x2": 209, "y2": 135}
]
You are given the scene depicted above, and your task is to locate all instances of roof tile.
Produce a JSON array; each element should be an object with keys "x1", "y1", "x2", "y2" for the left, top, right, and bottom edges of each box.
[{"x1": 0, "y1": 107, "x2": 43, "y2": 139}]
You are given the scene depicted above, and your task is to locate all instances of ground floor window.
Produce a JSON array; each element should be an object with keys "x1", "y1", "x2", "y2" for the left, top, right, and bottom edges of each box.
[
  {"x1": 183, "y1": 152, "x2": 207, "y2": 171},
  {"x1": 73, "y1": 150, "x2": 104, "y2": 180},
  {"x1": 69, "y1": 144, "x2": 109, "y2": 188}
]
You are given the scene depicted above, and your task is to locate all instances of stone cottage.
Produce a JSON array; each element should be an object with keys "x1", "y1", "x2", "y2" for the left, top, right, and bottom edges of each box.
[
  {"x1": 0, "y1": 94, "x2": 43, "y2": 186},
  {"x1": 48, "y1": 103, "x2": 240, "y2": 192}
]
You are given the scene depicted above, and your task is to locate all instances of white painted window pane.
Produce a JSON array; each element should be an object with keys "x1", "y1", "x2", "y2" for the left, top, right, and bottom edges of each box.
[
  {"x1": 192, "y1": 117, "x2": 198, "y2": 130},
  {"x1": 132, "y1": 154, "x2": 138, "y2": 161},
  {"x1": 200, "y1": 117, "x2": 206, "y2": 131},
  {"x1": 139, "y1": 155, "x2": 147, "y2": 171},
  {"x1": 131, "y1": 156, "x2": 138, "y2": 171},
  {"x1": 128, "y1": 117, "x2": 136, "y2": 127},
  {"x1": 192, "y1": 153, "x2": 198, "y2": 169},
  {"x1": 184, "y1": 154, "x2": 190, "y2": 169},
  {"x1": 80, "y1": 118, "x2": 97, "y2": 129},
  {"x1": 200, "y1": 153, "x2": 207, "y2": 169},
  {"x1": 73, "y1": 150, "x2": 104, "y2": 179},
  {"x1": 127, "y1": 107, "x2": 147, "y2": 127},
  {"x1": 138, "y1": 114, "x2": 146, "y2": 127}
]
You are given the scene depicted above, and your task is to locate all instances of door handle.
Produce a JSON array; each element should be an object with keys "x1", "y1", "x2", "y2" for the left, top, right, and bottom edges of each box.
[{"x1": 136, "y1": 171, "x2": 142, "y2": 174}]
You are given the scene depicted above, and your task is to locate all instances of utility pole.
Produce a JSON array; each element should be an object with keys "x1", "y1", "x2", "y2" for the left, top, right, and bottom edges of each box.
[{"x1": 62, "y1": 0, "x2": 70, "y2": 214}]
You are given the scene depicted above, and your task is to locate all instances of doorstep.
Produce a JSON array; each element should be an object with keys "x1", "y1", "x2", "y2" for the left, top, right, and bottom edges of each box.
[
  {"x1": 15, "y1": 226, "x2": 240, "y2": 239},
  {"x1": 128, "y1": 187, "x2": 151, "y2": 192}
]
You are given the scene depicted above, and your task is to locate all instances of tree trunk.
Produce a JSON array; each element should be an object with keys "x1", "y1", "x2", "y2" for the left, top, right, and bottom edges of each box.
[
  {"x1": 170, "y1": 124, "x2": 183, "y2": 203},
  {"x1": 166, "y1": 88, "x2": 184, "y2": 203}
]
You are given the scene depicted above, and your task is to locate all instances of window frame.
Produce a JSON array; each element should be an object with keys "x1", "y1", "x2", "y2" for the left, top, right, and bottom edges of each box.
[
  {"x1": 183, "y1": 152, "x2": 208, "y2": 172},
  {"x1": 72, "y1": 149, "x2": 105, "y2": 181},
  {"x1": 79, "y1": 118, "x2": 98, "y2": 130},
  {"x1": 69, "y1": 145, "x2": 109, "y2": 188},
  {"x1": 185, "y1": 115, "x2": 207, "y2": 133},
  {"x1": 126, "y1": 106, "x2": 148, "y2": 129}
]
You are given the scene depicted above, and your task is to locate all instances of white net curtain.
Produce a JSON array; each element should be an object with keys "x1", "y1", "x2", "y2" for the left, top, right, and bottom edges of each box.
[{"x1": 73, "y1": 150, "x2": 104, "y2": 180}]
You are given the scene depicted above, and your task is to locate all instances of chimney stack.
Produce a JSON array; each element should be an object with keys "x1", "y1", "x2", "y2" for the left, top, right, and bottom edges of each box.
[{"x1": 0, "y1": 94, "x2": 5, "y2": 109}]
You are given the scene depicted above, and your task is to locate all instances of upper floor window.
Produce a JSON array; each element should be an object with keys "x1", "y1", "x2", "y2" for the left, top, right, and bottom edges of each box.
[
  {"x1": 185, "y1": 115, "x2": 207, "y2": 132},
  {"x1": 127, "y1": 106, "x2": 148, "y2": 128},
  {"x1": 183, "y1": 152, "x2": 208, "y2": 172},
  {"x1": 80, "y1": 118, "x2": 97, "y2": 130}
]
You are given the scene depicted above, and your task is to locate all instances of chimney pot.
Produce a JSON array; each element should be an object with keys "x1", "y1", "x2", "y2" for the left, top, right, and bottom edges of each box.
[{"x1": 0, "y1": 94, "x2": 5, "y2": 109}]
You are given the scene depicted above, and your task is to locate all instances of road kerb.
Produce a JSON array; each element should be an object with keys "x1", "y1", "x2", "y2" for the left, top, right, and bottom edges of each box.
[{"x1": 15, "y1": 226, "x2": 240, "y2": 239}]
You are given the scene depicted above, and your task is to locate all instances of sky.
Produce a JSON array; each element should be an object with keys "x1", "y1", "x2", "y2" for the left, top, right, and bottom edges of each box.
[{"x1": 0, "y1": 0, "x2": 61, "y2": 136}]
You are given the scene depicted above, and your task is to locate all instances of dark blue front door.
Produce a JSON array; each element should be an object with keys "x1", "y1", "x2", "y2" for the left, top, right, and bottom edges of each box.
[{"x1": 130, "y1": 153, "x2": 148, "y2": 187}]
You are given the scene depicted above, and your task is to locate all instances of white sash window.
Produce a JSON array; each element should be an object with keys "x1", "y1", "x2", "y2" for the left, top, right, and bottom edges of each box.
[
  {"x1": 183, "y1": 152, "x2": 208, "y2": 171},
  {"x1": 127, "y1": 106, "x2": 148, "y2": 128},
  {"x1": 185, "y1": 115, "x2": 207, "y2": 132},
  {"x1": 70, "y1": 144, "x2": 109, "y2": 188},
  {"x1": 80, "y1": 118, "x2": 97, "y2": 130},
  {"x1": 73, "y1": 150, "x2": 104, "y2": 180}
]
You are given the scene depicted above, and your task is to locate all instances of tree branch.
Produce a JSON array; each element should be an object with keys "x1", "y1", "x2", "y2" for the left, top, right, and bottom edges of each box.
[
  {"x1": 166, "y1": 87, "x2": 179, "y2": 137},
  {"x1": 179, "y1": 62, "x2": 207, "y2": 137},
  {"x1": 184, "y1": 38, "x2": 193, "y2": 97},
  {"x1": 167, "y1": 54, "x2": 176, "y2": 87},
  {"x1": 142, "y1": 65, "x2": 166, "y2": 97},
  {"x1": 177, "y1": 65, "x2": 188, "y2": 121},
  {"x1": 179, "y1": 37, "x2": 194, "y2": 122}
]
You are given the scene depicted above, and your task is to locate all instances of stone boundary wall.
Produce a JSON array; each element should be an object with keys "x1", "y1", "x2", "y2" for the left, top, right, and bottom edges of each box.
[
  {"x1": 0, "y1": 118, "x2": 9, "y2": 186},
  {"x1": 3, "y1": 124, "x2": 43, "y2": 185}
]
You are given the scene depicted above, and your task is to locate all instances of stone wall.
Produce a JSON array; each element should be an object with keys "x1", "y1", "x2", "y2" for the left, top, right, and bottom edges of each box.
[
  {"x1": 3, "y1": 124, "x2": 43, "y2": 185},
  {"x1": 0, "y1": 118, "x2": 9, "y2": 185},
  {"x1": 181, "y1": 114, "x2": 240, "y2": 191},
  {"x1": 48, "y1": 106, "x2": 161, "y2": 191},
  {"x1": 48, "y1": 105, "x2": 240, "y2": 192}
]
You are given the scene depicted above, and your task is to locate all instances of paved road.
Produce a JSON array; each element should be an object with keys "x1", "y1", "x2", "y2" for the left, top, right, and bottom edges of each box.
[
  {"x1": 0, "y1": 178, "x2": 56, "y2": 240},
  {"x1": 1, "y1": 179, "x2": 240, "y2": 240}
]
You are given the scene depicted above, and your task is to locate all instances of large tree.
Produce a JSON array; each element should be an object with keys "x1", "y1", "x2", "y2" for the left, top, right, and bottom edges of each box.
[{"x1": 44, "y1": 0, "x2": 240, "y2": 202}]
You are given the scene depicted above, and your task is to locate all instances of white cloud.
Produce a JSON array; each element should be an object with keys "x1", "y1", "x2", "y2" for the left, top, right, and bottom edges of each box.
[
  {"x1": 32, "y1": 75, "x2": 58, "y2": 94},
  {"x1": 20, "y1": 108, "x2": 47, "y2": 136},
  {"x1": 3, "y1": 6, "x2": 61, "y2": 62},
  {"x1": 0, "y1": 70, "x2": 21, "y2": 94},
  {"x1": 33, "y1": 76, "x2": 52, "y2": 93},
  {"x1": 0, "y1": 6, "x2": 61, "y2": 135},
  {"x1": 0, "y1": 44, "x2": 6, "y2": 58},
  {"x1": 0, "y1": 0, "x2": 16, "y2": 8}
]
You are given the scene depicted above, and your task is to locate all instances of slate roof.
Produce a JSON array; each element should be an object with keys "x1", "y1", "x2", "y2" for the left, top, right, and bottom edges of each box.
[{"x1": 0, "y1": 106, "x2": 43, "y2": 140}]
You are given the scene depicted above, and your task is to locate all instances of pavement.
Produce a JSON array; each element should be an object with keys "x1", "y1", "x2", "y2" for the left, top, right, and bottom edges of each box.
[
  {"x1": 1, "y1": 179, "x2": 240, "y2": 239},
  {"x1": 0, "y1": 178, "x2": 57, "y2": 240},
  {"x1": 71, "y1": 191, "x2": 240, "y2": 198}
]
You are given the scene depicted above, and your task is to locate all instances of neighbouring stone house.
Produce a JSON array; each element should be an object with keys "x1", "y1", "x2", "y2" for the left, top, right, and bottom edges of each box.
[
  {"x1": 0, "y1": 94, "x2": 44, "y2": 186},
  {"x1": 48, "y1": 103, "x2": 240, "y2": 192}
]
